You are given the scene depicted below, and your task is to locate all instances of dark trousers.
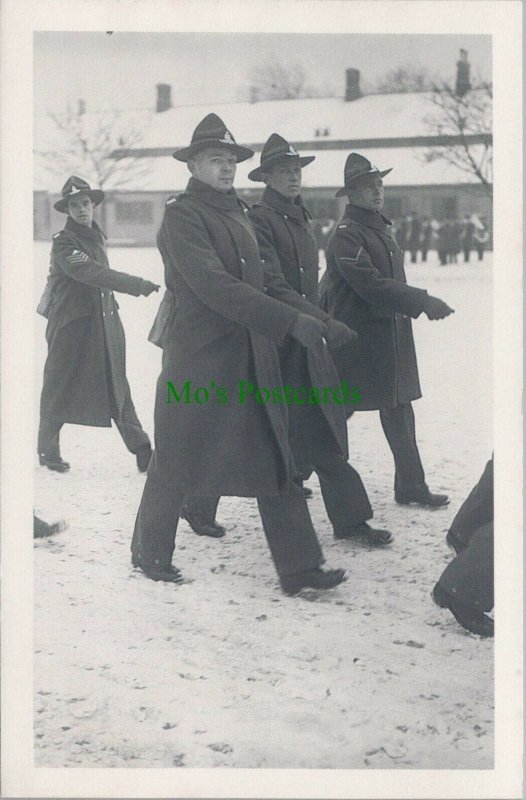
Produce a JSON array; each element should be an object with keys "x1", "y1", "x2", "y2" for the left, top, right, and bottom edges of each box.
[
  {"x1": 38, "y1": 383, "x2": 150, "y2": 457},
  {"x1": 439, "y1": 522, "x2": 493, "y2": 611},
  {"x1": 463, "y1": 247, "x2": 471, "y2": 262},
  {"x1": 475, "y1": 246, "x2": 485, "y2": 261},
  {"x1": 186, "y1": 455, "x2": 373, "y2": 534},
  {"x1": 449, "y1": 458, "x2": 493, "y2": 551},
  {"x1": 132, "y1": 451, "x2": 324, "y2": 578},
  {"x1": 421, "y1": 249, "x2": 428, "y2": 262},
  {"x1": 347, "y1": 403, "x2": 426, "y2": 495},
  {"x1": 410, "y1": 249, "x2": 418, "y2": 263},
  {"x1": 378, "y1": 403, "x2": 427, "y2": 495}
]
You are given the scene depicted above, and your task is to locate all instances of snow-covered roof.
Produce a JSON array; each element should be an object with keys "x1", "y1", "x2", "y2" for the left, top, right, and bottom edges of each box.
[
  {"x1": 111, "y1": 145, "x2": 483, "y2": 193},
  {"x1": 139, "y1": 93, "x2": 437, "y2": 151}
]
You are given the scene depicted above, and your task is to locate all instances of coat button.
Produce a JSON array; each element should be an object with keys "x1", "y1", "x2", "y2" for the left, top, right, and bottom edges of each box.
[
  {"x1": 284, "y1": 215, "x2": 288, "y2": 220},
  {"x1": 240, "y1": 257, "x2": 246, "y2": 264},
  {"x1": 300, "y1": 267, "x2": 305, "y2": 273},
  {"x1": 301, "y1": 293, "x2": 307, "y2": 298}
]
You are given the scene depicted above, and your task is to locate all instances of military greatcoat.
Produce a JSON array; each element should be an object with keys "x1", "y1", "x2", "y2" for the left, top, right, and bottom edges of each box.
[
  {"x1": 249, "y1": 187, "x2": 348, "y2": 471},
  {"x1": 154, "y1": 177, "x2": 339, "y2": 497},
  {"x1": 322, "y1": 204, "x2": 431, "y2": 411},
  {"x1": 39, "y1": 216, "x2": 147, "y2": 426}
]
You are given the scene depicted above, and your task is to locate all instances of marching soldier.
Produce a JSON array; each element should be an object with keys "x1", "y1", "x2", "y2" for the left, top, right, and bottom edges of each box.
[
  {"x1": 131, "y1": 114, "x2": 347, "y2": 595},
  {"x1": 322, "y1": 153, "x2": 454, "y2": 508},
  {"x1": 37, "y1": 177, "x2": 158, "y2": 473},
  {"x1": 247, "y1": 134, "x2": 392, "y2": 546}
]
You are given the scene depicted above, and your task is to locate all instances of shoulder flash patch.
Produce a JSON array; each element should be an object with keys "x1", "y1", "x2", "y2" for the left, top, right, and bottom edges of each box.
[
  {"x1": 337, "y1": 223, "x2": 348, "y2": 230},
  {"x1": 166, "y1": 195, "x2": 177, "y2": 206},
  {"x1": 53, "y1": 231, "x2": 63, "y2": 239}
]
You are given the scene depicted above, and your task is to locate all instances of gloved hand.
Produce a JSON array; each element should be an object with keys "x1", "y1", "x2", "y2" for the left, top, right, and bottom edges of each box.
[
  {"x1": 324, "y1": 318, "x2": 358, "y2": 348},
  {"x1": 140, "y1": 280, "x2": 161, "y2": 297},
  {"x1": 423, "y1": 295, "x2": 455, "y2": 320},
  {"x1": 290, "y1": 313, "x2": 328, "y2": 348}
]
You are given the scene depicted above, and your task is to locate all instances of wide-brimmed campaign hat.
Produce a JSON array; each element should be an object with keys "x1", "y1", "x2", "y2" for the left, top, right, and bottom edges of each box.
[
  {"x1": 172, "y1": 113, "x2": 254, "y2": 163},
  {"x1": 248, "y1": 133, "x2": 315, "y2": 182},
  {"x1": 335, "y1": 153, "x2": 393, "y2": 197},
  {"x1": 54, "y1": 176, "x2": 105, "y2": 214}
]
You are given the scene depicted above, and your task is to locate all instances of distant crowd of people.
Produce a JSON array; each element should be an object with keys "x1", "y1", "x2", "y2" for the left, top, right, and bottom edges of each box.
[{"x1": 392, "y1": 212, "x2": 490, "y2": 266}]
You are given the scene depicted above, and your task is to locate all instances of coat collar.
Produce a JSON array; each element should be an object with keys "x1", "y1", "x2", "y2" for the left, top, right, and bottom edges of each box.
[
  {"x1": 261, "y1": 186, "x2": 311, "y2": 223},
  {"x1": 344, "y1": 204, "x2": 392, "y2": 232},
  {"x1": 186, "y1": 177, "x2": 243, "y2": 212},
  {"x1": 65, "y1": 215, "x2": 106, "y2": 241}
]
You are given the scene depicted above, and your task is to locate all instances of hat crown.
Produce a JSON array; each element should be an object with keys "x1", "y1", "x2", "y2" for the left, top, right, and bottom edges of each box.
[
  {"x1": 61, "y1": 175, "x2": 92, "y2": 198},
  {"x1": 343, "y1": 153, "x2": 379, "y2": 182},
  {"x1": 261, "y1": 133, "x2": 300, "y2": 164},
  {"x1": 192, "y1": 113, "x2": 237, "y2": 146}
]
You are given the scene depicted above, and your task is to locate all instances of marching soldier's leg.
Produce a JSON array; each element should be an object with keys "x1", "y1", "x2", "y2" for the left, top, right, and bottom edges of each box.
[
  {"x1": 256, "y1": 483, "x2": 324, "y2": 578},
  {"x1": 112, "y1": 380, "x2": 151, "y2": 455},
  {"x1": 448, "y1": 458, "x2": 493, "y2": 551},
  {"x1": 180, "y1": 496, "x2": 225, "y2": 538},
  {"x1": 131, "y1": 448, "x2": 185, "y2": 580},
  {"x1": 314, "y1": 456, "x2": 373, "y2": 531},
  {"x1": 379, "y1": 402, "x2": 427, "y2": 495}
]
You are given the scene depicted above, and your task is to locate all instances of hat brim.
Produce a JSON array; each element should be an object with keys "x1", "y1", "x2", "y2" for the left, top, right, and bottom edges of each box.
[
  {"x1": 248, "y1": 154, "x2": 315, "y2": 182},
  {"x1": 54, "y1": 189, "x2": 105, "y2": 213},
  {"x1": 335, "y1": 167, "x2": 393, "y2": 197},
  {"x1": 173, "y1": 139, "x2": 254, "y2": 163}
]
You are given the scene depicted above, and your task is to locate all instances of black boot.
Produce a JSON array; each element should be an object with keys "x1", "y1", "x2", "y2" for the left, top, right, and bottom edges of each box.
[
  {"x1": 280, "y1": 567, "x2": 347, "y2": 596},
  {"x1": 334, "y1": 521, "x2": 393, "y2": 546},
  {"x1": 395, "y1": 489, "x2": 449, "y2": 508},
  {"x1": 38, "y1": 453, "x2": 70, "y2": 473},
  {"x1": 432, "y1": 582, "x2": 494, "y2": 637},
  {"x1": 180, "y1": 504, "x2": 226, "y2": 538}
]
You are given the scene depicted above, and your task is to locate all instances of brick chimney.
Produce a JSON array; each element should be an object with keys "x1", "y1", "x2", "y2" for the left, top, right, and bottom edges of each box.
[
  {"x1": 156, "y1": 83, "x2": 172, "y2": 113},
  {"x1": 456, "y1": 49, "x2": 471, "y2": 97},
  {"x1": 345, "y1": 68, "x2": 361, "y2": 102}
]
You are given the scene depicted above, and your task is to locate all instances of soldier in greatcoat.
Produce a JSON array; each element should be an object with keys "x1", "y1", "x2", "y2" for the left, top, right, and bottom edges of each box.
[
  {"x1": 37, "y1": 177, "x2": 159, "y2": 473},
  {"x1": 248, "y1": 134, "x2": 392, "y2": 546},
  {"x1": 321, "y1": 153, "x2": 454, "y2": 508},
  {"x1": 184, "y1": 134, "x2": 392, "y2": 547},
  {"x1": 131, "y1": 114, "x2": 347, "y2": 594},
  {"x1": 433, "y1": 457, "x2": 494, "y2": 637}
]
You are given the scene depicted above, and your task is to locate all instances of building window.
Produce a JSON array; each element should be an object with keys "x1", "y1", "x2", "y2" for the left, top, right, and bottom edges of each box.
[
  {"x1": 432, "y1": 196, "x2": 458, "y2": 220},
  {"x1": 114, "y1": 199, "x2": 153, "y2": 225}
]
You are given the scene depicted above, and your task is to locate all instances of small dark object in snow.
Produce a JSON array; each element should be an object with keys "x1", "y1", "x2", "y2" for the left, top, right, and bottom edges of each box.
[{"x1": 393, "y1": 639, "x2": 425, "y2": 649}]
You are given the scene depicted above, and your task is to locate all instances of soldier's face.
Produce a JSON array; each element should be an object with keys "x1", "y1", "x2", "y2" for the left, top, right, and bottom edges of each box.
[
  {"x1": 264, "y1": 159, "x2": 302, "y2": 200},
  {"x1": 189, "y1": 148, "x2": 237, "y2": 192},
  {"x1": 68, "y1": 194, "x2": 95, "y2": 227},
  {"x1": 349, "y1": 177, "x2": 385, "y2": 212}
]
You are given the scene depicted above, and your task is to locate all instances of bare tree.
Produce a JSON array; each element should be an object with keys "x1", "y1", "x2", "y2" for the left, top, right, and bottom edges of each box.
[
  {"x1": 422, "y1": 79, "x2": 493, "y2": 195},
  {"x1": 244, "y1": 59, "x2": 334, "y2": 102},
  {"x1": 371, "y1": 64, "x2": 434, "y2": 94},
  {"x1": 36, "y1": 102, "x2": 153, "y2": 190}
]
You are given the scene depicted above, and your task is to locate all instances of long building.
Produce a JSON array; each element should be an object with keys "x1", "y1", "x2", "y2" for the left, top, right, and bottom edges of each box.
[{"x1": 34, "y1": 56, "x2": 492, "y2": 246}]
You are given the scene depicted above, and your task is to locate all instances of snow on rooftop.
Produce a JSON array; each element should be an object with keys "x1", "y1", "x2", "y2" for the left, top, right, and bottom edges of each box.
[
  {"x1": 138, "y1": 93, "x2": 437, "y2": 150},
  {"x1": 112, "y1": 145, "x2": 482, "y2": 193}
]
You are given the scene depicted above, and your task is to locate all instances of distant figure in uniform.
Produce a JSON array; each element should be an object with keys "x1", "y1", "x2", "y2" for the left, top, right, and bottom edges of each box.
[
  {"x1": 461, "y1": 214, "x2": 475, "y2": 262},
  {"x1": 37, "y1": 176, "x2": 159, "y2": 473},
  {"x1": 321, "y1": 153, "x2": 454, "y2": 508},
  {"x1": 400, "y1": 212, "x2": 421, "y2": 264},
  {"x1": 433, "y1": 458, "x2": 494, "y2": 637},
  {"x1": 419, "y1": 216, "x2": 432, "y2": 262},
  {"x1": 131, "y1": 114, "x2": 347, "y2": 595}
]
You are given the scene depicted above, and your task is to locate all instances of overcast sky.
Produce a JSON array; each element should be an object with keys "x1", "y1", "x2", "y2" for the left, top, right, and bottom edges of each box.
[{"x1": 34, "y1": 32, "x2": 491, "y2": 117}]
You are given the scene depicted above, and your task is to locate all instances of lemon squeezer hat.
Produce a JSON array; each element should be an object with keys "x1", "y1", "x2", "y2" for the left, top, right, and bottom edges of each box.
[
  {"x1": 54, "y1": 176, "x2": 105, "y2": 214},
  {"x1": 172, "y1": 113, "x2": 254, "y2": 163},
  {"x1": 248, "y1": 133, "x2": 315, "y2": 182},
  {"x1": 335, "y1": 153, "x2": 393, "y2": 198}
]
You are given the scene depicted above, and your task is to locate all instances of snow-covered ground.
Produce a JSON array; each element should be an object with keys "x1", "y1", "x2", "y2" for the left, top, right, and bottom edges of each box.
[{"x1": 33, "y1": 243, "x2": 493, "y2": 769}]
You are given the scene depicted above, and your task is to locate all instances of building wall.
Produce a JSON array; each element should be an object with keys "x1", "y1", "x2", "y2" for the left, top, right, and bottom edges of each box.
[{"x1": 33, "y1": 185, "x2": 492, "y2": 247}]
